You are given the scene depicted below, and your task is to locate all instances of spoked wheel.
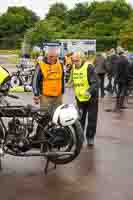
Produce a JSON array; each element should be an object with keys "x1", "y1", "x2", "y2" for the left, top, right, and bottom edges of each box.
[
  {"x1": 10, "y1": 75, "x2": 21, "y2": 87},
  {"x1": 47, "y1": 121, "x2": 84, "y2": 165}
]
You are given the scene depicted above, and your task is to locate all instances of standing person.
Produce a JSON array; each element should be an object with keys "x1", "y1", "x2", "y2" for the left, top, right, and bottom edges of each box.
[
  {"x1": 32, "y1": 48, "x2": 64, "y2": 111},
  {"x1": 67, "y1": 52, "x2": 99, "y2": 147},
  {"x1": 64, "y1": 52, "x2": 73, "y2": 83},
  {"x1": 94, "y1": 53, "x2": 107, "y2": 98},
  {"x1": 113, "y1": 50, "x2": 129, "y2": 112},
  {"x1": 105, "y1": 48, "x2": 119, "y2": 94}
]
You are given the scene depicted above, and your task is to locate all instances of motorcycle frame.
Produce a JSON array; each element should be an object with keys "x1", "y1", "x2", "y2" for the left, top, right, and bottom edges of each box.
[{"x1": 0, "y1": 94, "x2": 75, "y2": 174}]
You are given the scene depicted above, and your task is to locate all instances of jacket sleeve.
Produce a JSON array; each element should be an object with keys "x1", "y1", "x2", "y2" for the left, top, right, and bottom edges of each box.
[
  {"x1": 32, "y1": 64, "x2": 43, "y2": 96},
  {"x1": 87, "y1": 64, "x2": 99, "y2": 97},
  {"x1": 61, "y1": 63, "x2": 65, "y2": 94}
]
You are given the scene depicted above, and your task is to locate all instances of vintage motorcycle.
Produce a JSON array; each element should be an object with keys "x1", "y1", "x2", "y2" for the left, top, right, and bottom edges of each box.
[
  {"x1": 10, "y1": 64, "x2": 35, "y2": 88},
  {"x1": 0, "y1": 89, "x2": 83, "y2": 174}
]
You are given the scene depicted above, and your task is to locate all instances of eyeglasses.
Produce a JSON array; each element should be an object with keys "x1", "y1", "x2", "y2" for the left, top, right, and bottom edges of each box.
[
  {"x1": 72, "y1": 60, "x2": 80, "y2": 62},
  {"x1": 48, "y1": 56, "x2": 57, "y2": 58}
]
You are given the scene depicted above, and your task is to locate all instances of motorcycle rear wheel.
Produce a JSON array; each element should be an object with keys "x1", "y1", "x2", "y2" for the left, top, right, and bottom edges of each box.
[{"x1": 10, "y1": 75, "x2": 21, "y2": 87}]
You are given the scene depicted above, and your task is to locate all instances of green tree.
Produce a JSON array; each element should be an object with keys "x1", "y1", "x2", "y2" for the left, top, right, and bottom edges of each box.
[
  {"x1": 0, "y1": 6, "x2": 39, "y2": 48},
  {"x1": 66, "y1": 3, "x2": 89, "y2": 25},
  {"x1": 1, "y1": 1, "x2": 133, "y2": 50},
  {"x1": 46, "y1": 3, "x2": 67, "y2": 20},
  {"x1": 119, "y1": 18, "x2": 133, "y2": 50},
  {"x1": 25, "y1": 19, "x2": 62, "y2": 47}
]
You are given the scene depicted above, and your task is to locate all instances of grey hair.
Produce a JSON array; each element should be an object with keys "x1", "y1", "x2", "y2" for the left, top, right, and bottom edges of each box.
[
  {"x1": 72, "y1": 51, "x2": 86, "y2": 60},
  {"x1": 45, "y1": 47, "x2": 59, "y2": 56}
]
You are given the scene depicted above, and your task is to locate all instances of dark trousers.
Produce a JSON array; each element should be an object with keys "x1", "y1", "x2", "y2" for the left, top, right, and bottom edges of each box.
[
  {"x1": 98, "y1": 73, "x2": 105, "y2": 97},
  {"x1": 76, "y1": 97, "x2": 98, "y2": 141},
  {"x1": 105, "y1": 74, "x2": 113, "y2": 93},
  {"x1": 115, "y1": 82, "x2": 127, "y2": 110}
]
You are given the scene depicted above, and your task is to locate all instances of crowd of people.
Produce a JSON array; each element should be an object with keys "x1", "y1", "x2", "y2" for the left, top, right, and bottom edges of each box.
[
  {"x1": 0, "y1": 46, "x2": 132, "y2": 148},
  {"x1": 95, "y1": 47, "x2": 133, "y2": 112},
  {"x1": 32, "y1": 46, "x2": 133, "y2": 147}
]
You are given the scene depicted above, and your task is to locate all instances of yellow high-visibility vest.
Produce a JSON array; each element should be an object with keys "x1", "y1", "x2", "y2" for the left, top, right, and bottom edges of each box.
[
  {"x1": 72, "y1": 62, "x2": 91, "y2": 102},
  {"x1": 0, "y1": 66, "x2": 10, "y2": 85}
]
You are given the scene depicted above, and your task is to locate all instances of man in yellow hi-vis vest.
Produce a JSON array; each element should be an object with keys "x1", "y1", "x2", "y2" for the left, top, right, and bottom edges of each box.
[
  {"x1": 0, "y1": 66, "x2": 10, "y2": 92},
  {"x1": 67, "y1": 52, "x2": 99, "y2": 147}
]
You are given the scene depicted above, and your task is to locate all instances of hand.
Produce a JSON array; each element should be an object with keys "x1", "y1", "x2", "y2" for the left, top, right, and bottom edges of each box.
[
  {"x1": 65, "y1": 83, "x2": 68, "y2": 88},
  {"x1": 33, "y1": 96, "x2": 40, "y2": 104},
  {"x1": 85, "y1": 90, "x2": 91, "y2": 97},
  {"x1": 65, "y1": 83, "x2": 70, "y2": 88},
  {"x1": 65, "y1": 83, "x2": 72, "y2": 88}
]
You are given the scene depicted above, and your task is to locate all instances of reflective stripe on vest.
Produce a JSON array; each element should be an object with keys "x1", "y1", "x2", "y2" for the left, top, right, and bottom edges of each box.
[
  {"x1": 0, "y1": 66, "x2": 9, "y2": 85},
  {"x1": 72, "y1": 62, "x2": 91, "y2": 102},
  {"x1": 39, "y1": 61, "x2": 62, "y2": 96}
]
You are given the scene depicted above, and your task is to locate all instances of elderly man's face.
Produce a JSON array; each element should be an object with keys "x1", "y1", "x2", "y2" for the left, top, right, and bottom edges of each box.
[
  {"x1": 72, "y1": 54, "x2": 81, "y2": 67},
  {"x1": 47, "y1": 51, "x2": 58, "y2": 64}
]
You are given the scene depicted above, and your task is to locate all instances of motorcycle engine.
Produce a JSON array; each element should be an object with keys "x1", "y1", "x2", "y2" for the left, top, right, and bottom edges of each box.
[{"x1": 6, "y1": 118, "x2": 33, "y2": 153}]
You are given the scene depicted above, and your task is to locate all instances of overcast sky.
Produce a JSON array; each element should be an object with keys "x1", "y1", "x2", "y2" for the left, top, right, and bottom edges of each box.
[{"x1": 0, "y1": 0, "x2": 132, "y2": 19}]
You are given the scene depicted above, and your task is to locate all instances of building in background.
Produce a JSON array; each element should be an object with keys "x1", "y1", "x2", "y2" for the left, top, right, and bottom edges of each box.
[
  {"x1": 33, "y1": 39, "x2": 96, "y2": 59},
  {"x1": 59, "y1": 39, "x2": 96, "y2": 55}
]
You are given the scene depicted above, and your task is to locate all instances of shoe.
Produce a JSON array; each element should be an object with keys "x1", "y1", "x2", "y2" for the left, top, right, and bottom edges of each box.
[
  {"x1": 87, "y1": 138, "x2": 94, "y2": 147},
  {"x1": 104, "y1": 108, "x2": 112, "y2": 112}
]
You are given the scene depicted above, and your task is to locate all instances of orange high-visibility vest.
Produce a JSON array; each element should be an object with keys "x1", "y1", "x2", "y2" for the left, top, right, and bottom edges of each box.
[{"x1": 39, "y1": 61, "x2": 63, "y2": 96}]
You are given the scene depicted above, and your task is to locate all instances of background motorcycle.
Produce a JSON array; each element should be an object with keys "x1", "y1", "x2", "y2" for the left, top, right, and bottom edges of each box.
[{"x1": 10, "y1": 64, "x2": 35, "y2": 88}]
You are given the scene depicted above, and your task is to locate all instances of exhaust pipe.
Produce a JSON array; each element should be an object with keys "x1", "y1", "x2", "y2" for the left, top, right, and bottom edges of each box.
[{"x1": 4, "y1": 149, "x2": 74, "y2": 158}]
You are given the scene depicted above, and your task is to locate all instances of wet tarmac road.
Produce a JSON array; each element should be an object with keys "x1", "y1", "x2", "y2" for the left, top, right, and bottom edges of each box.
[
  {"x1": 0, "y1": 92, "x2": 133, "y2": 200},
  {"x1": 1, "y1": 62, "x2": 133, "y2": 199}
]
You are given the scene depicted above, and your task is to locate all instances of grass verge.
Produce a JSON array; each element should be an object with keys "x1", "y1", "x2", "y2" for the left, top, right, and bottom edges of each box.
[{"x1": 0, "y1": 49, "x2": 20, "y2": 55}]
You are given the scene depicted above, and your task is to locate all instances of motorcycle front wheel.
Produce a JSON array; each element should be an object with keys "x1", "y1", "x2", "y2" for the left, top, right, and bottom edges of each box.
[{"x1": 47, "y1": 120, "x2": 84, "y2": 165}]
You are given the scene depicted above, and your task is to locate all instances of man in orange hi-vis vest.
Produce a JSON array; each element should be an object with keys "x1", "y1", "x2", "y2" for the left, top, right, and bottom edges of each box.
[{"x1": 32, "y1": 48, "x2": 64, "y2": 111}]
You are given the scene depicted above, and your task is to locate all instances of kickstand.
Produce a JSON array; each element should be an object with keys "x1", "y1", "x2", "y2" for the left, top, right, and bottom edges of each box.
[{"x1": 44, "y1": 158, "x2": 57, "y2": 175}]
